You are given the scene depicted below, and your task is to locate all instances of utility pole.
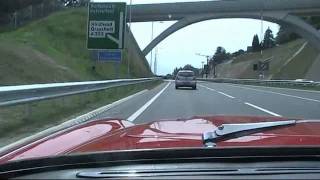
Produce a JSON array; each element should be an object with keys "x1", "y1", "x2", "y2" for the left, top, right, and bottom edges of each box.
[
  {"x1": 196, "y1": 53, "x2": 211, "y2": 78},
  {"x1": 150, "y1": 22, "x2": 154, "y2": 72},
  {"x1": 201, "y1": 61, "x2": 205, "y2": 78},
  {"x1": 154, "y1": 47, "x2": 158, "y2": 75},
  {"x1": 127, "y1": 0, "x2": 133, "y2": 78},
  {"x1": 260, "y1": 9, "x2": 265, "y2": 80}
]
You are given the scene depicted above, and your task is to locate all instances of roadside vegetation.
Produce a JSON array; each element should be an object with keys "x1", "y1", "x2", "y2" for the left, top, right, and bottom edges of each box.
[
  {"x1": 0, "y1": 2, "x2": 158, "y2": 147},
  {"x1": 0, "y1": 8, "x2": 151, "y2": 85},
  {"x1": 0, "y1": 80, "x2": 161, "y2": 147},
  {"x1": 173, "y1": 19, "x2": 320, "y2": 81},
  {"x1": 212, "y1": 26, "x2": 319, "y2": 80}
]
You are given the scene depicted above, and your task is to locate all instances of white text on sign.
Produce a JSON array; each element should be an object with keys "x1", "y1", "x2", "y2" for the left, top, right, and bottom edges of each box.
[
  {"x1": 90, "y1": 4, "x2": 115, "y2": 14},
  {"x1": 89, "y1": 21, "x2": 115, "y2": 38}
]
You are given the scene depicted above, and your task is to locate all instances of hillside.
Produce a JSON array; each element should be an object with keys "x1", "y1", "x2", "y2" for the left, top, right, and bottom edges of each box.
[
  {"x1": 216, "y1": 39, "x2": 319, "y2": 80},
  {"x1": 0, "y1": 8, "x2": 152, "y2": 85}
]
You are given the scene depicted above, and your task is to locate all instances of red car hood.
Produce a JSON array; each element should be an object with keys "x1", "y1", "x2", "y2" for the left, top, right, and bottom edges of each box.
[{"x1": 1, "y1": 115, "x2": 320, "y2": 164}]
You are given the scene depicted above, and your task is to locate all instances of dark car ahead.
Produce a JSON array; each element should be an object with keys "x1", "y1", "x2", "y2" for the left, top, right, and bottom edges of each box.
[{"x1": 175, "y1": 70, "x2": 197, "y2": 90}]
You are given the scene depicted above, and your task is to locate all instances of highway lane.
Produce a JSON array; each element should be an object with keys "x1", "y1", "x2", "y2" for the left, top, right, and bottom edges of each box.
[
  {"x1": 204, "y1": 83, "x2": 320, "y2": 119},
  {"x1": 227, "y1": 84, "x2": 320, "y2": 102},
  {"x1": 95, "y1": 81, "x2": 320, "y2": 124}
]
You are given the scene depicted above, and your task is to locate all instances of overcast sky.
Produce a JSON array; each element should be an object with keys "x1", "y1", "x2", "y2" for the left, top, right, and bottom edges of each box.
[{"x1": 96, "y1": 0, "x2": 279, "y2": 75}]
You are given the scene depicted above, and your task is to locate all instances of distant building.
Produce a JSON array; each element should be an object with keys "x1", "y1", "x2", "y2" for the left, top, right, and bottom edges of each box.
[{"x1": 247, "y1": 46, "x2": 253, "y2": 52}]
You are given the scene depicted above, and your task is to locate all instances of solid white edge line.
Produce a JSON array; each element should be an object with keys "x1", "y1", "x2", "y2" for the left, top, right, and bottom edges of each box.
[
  {"x1": 200, "y1": 85, "x2": 235, "y2": 99},
  {"x1": 229, "y1": 84, "x2": 320, "y2": 103},
  {"x1": 245, "y1": 102, "x2": 282, "y2": 117},
  {"x1": 127, "y1": 82, "x2": 171, "y2": 122},
  {"x1": 0, "y1": 89, "x2": 149, "y2": 157},
  {"x1": 238, "y1": 83, "x2": 320, "y2": 94}
]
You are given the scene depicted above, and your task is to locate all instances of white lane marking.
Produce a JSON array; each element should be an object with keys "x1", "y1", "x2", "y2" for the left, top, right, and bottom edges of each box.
[
  {"x1": 0, "y1": 89, "x2": 149, "y2": 157},
  {"x1": 235, "y1": 83, "x2": 320, "y2": 94},
  {"x1": 218, "y1": 92, "x2": 235, "y2": 99},
  {"x1": 127, "y1": 82, "x2": 171, "y2": 122},
  {"x1": 229, "y1": 84, "x2": 320, "y2": 103},
  {"x1": 245, "y1": 102, "x2": 282, "y2": 117},
  {"x1": 200, "y1": 85, "x2": 235, "y2": 99}
]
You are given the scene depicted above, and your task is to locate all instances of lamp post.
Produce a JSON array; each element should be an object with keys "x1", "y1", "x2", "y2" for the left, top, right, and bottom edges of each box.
[
  {"x1": 201, "y1": 61, "x2": 205, "y2": 78},
  {"x1": 150, "y1": 21, "x2": 164, "y2": 74},
  {"x1": 127, "y1": 0, "x2": 133, "y2": 78},
  {"x1": 150, "y1": 22, "x2": 154, "y2": 71},
  {"x1": 196, "y1": 53, "x2": 211, "y2": 78},
  {"x1": 154, "y1": 47, "x2": 158, "y2": 75},
  {"x1": 260, "y1": 9, "x2": 265, "y2": 79}
]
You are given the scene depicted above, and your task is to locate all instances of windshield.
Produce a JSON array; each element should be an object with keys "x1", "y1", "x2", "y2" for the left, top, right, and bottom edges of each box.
[
  {"x1": 1, "y1": 0, "x2": 320, "y2": 164},
  {"x1": 177, "y1": 71, "x2": 195, "y2": 77}
]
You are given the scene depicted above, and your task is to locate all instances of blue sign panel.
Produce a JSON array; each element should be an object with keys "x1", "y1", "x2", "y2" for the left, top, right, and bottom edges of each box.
[{"x1": 98, "y1": 50, "x2": 122, "y2": 62}]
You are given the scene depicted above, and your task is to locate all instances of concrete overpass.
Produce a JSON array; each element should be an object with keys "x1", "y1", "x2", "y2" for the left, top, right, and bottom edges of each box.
[{"x1": 125, "y1": 0, "x2": 320, "y2": 56}]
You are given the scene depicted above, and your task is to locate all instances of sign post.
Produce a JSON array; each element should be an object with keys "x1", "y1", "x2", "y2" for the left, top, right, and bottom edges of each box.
[
  {"x1": 253, "y1": 57, "x2": 272, "y2": 79},
  {"x1": 87, "y1": 2, "x2": 126, "y2": 73}
]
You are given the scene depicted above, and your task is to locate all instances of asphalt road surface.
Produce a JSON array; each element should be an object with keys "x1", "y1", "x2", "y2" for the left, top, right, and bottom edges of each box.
[{"x1": 94, "y1": 81, "x2": 320, "y2": 124}]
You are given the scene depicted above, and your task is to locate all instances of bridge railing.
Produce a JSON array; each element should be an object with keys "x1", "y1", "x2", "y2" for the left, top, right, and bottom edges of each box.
[
  {"x1": 198, "y1": 78, "x2": 320, "y2": 89},
  {"x1": 0, "y1": 78, "x2": 158, "y2": 107}
]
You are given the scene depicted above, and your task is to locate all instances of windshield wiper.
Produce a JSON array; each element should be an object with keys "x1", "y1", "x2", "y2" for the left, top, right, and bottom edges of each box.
[{"x1": 202, "y1": 120, "x2": 296, "y2": 147}]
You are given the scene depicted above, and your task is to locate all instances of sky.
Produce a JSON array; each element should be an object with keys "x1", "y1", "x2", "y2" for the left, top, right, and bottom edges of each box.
[{"x1": 95, "y1": 0, "x2": 280, "y2": 75}]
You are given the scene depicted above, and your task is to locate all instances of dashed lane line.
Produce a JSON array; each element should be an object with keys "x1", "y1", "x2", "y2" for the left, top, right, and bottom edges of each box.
[
  {"x1": 245, "y1": 102, "x2": 282, "y2": 117},
  {"x1": 200, "y1": 85, "x2": 235, "y2": 99},
  {"x1": 228, "y1": 84, "x2": 320, "y2": 103}
]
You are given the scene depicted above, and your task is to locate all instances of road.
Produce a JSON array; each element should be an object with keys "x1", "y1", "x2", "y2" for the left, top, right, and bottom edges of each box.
[{"x1": 94, "y1": 81, "x2": 320, "y2": 124}]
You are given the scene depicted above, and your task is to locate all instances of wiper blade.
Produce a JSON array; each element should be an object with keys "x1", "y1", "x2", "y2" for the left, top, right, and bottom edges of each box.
[{"x1": 202, "y1": 120, "x2": 296, "y2": 147}]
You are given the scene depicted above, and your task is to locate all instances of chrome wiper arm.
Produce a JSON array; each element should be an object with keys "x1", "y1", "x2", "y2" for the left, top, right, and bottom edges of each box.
[{"x1": 203, "y1": 120, "x2": 296, "y2": 147}]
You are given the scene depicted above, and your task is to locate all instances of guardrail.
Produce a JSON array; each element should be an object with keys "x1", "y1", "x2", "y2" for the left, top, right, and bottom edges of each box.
[
  {"x1": 198, "y1": 78, "x2": 320, "y2": 88},
  {"x1": 0, "y1": 78, "x2": 158, "y2": 107}
]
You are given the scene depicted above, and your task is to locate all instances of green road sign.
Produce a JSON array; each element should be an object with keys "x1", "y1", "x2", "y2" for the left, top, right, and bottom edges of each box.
[{"x1": 87, "y1": 2, "x2": 126, "y2": 50}]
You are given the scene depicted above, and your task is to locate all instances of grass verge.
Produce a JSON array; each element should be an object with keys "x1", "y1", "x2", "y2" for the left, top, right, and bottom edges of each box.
[
  {"x1": 0, "y1": 8, "x2": 151, "y2": 85},
  {"x1": 217, "y1": 39, "x2": 319, "y2": 80},
  {"x1": 272, "y1": 43, "x2": 319, "y2": 79},
  {"x1": 0, "y1": 80, "x2": 162, "y2": 147}
]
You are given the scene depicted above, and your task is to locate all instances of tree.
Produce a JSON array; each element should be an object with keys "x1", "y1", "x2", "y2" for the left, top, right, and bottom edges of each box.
[
  {"x1": 276, "y1": 26, "x2": 300, "y2": 44},
  {"x1": 252, "y1": 34, "x2": 261, "y2": 52},
  {"x1": 209, "y1": 46, "x2": 231, "y2": 77},
  {"x1": 262, "y1": 27, "x2": 276, "y2": 49},
  {"x1": 58, "y1": 0, "x2": 88, "y2": 7},
  {"x1": 305, "y1": 16, "x2": 320, "y2": 30},
  {"x1": 183, "y1": 64, "x2": 194, "y2": 71},
  {"x1": 211, "y1": 46, "x2": 230, "y2": 65},
  {"x1": 172, "y1": 65, "x2": 200, "y2": 77},
  {"x1": 232, "y1": 49, "x2": 245, "y2": 57},
  {"x1": 0, "y1": 0, "x2": 44, "y2": 14},
  {"x1": 172, "y1": 67, "x2": 181, "y2": 76},
  {"x1": 61, "y1": 0, "x2": 79, "y2": 7}
]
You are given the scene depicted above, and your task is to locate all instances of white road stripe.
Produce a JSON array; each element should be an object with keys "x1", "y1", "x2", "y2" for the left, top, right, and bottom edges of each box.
[
  {"x1": 218, "y1": 92, "x2": 235, "y2": 99},
  {"x1": 200, "y1": 85, "x2": 235, "y2": 99},
  {"x1": 0, "y1": 89, "x2": 150, "y2": 157},
  {"x1": 230, "y1": 84, "x2": 320, "y2": 103},
  {"x1": 238, "y1": 83, "x2": 320, "y2": 94},
  {"x1": 127, "y1": 82, "x2": 171, "y2": 122},
  {"x1": 201, "y1": 84, "x2": 281, "y2": 117},
  {"x1": 245, "y1": 102, "x2": 282, "y2": 117}
]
